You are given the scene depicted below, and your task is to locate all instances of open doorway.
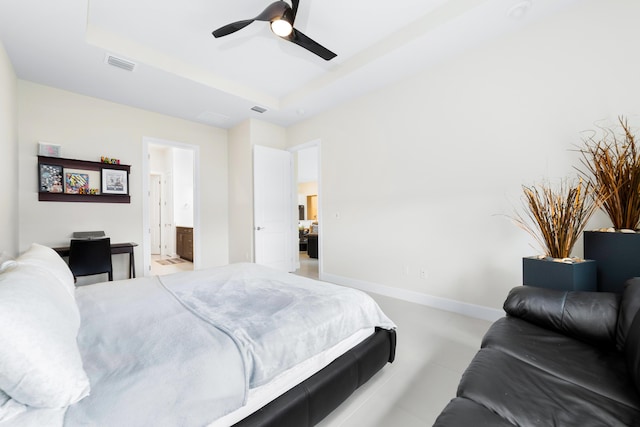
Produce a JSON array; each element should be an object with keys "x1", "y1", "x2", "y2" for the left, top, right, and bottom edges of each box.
[
  {"x1": 291, "y1": 141, "x2": 320, "y2": 280},
  {"x1": 142, "y1": 138, "x2": 199, "y2": 276}
]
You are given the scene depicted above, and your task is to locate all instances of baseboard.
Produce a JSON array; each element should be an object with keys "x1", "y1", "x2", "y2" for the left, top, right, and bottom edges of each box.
[{"x1": 321, "y1": 272, "x2": 504, "y2": 322}]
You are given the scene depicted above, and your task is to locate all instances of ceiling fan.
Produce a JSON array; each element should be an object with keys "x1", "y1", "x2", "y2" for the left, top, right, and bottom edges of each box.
[{"x1": 212, "y1": 0, "x2": 337, "y2": 61}]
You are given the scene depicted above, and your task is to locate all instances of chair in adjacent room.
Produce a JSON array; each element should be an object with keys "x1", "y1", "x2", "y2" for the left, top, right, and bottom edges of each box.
[{"x1": 68, "y1": 237, "x2": 113, "y2": 283}]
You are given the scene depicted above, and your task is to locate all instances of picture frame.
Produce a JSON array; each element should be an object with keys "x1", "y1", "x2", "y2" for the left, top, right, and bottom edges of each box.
[
  {"x1": 102, "y1": 168, "x2": 128, "y2": 195},
  {"x1": 38, "y1": 142, "x2": 61, "y2": 158},
  {"x1": 64, "y1": 168, "x2": 99, "y2": 194},
  {"x1": 39, "y1": 164, "x2": 63, "y2": 193}
]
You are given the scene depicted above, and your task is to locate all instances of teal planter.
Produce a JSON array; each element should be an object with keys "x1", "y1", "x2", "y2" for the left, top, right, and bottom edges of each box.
[
  {"x1": 584, "y1": 231, "x2": 640, "y2": 293},
  {"x1": 522, "y1": 256, "x2": 597, "y2": 292}
]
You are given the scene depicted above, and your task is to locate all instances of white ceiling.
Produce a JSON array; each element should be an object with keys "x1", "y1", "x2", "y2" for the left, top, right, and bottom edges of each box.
[{"x1": 0, "y1": 0, "x2": 579, "y2": 129}]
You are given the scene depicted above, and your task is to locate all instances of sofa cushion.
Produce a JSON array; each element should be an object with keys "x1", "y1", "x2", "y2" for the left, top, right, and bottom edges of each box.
[
  {"x1": 482, "y1": 317, "x2": 639, "y2": 409},
  {"x1": 504, "y1": 286, "x2": 619, "y2": 348},
  {"x1": 457, "y1": 348, "x2": 640, "y2": 426},
  {"x1": 617, "y1": 278, "x2": 640, "y2": 350},
  {"x1": 434, "y1": 397, "x2": 515, "y2": 426},
  {"x1": 625, "y1": 310, "x2": 640, "y2": 394}
]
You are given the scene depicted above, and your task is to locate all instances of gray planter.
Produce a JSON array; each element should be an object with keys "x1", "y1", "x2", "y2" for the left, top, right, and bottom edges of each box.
[
  {"x1": 522, "y1": 256, "x2": 597, "y2": 292},
  {"x1": 584, "y1": 230, "x2": 640, "y2": 293}
]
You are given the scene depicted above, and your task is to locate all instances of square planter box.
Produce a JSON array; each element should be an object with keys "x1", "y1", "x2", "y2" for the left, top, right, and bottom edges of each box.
[
  {"x1": 522, "y1": 256, "x2": 597, "y2": 292},
  {"x1": 584, "y1": 231, "x2": 640, "y2": 294}
]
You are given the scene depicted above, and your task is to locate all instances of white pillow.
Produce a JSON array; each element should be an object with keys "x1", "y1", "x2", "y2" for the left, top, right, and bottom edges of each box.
[
  {"x1": 16, "y1": 244, "x2": 75, "y2": 297},
  {"x1": 0, "y1": 389, "x2": 27, "y2": 422},
  {"x1": 0, "y1": 251, "x2": 15, "y2": 273},
  {"x1": 0, "y1": 262, "x2": 90, "y2": 408}
]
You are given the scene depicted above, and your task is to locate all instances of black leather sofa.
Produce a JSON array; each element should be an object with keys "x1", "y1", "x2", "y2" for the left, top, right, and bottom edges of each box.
[
  {"x1": 434, "y1": 279, "x2": 640, "y2": 426},
  {"x1": 307, "y1": 233, "x2": 318, "y2": 259}
]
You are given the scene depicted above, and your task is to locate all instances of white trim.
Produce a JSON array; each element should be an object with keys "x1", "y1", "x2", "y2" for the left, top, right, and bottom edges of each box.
[
  {"x1": 142, "y1": 137, "x2": 200, "y2": 276},
  {"x1": 321, "y1": 272, "x2": 504, "y2": 322}
]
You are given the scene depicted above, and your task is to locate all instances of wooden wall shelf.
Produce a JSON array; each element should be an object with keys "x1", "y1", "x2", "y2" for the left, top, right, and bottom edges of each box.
[{"x1": 38, "y1": 155, "x2": 131, "y2": 203}]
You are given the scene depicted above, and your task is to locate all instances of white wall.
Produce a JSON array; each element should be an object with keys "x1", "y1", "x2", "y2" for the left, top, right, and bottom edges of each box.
[
  {"x1": 297, "y1": 146, "x2": 318, "y2": 183},
  {"x1": 287, "y1": 0, "x2": 640, "y2": 312},
  {"x1": 17, "y1": 81, "x2": 229, "y2": 278},
  {"x1": 173, "y1": 147, "x2": 194, "y2": 227},
  {"x1": 0, "y1": 40, "x2": 18, "y2": 256}
]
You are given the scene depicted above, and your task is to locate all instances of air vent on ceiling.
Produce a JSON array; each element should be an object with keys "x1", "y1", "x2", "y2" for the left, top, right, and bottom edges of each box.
[
  {"x1": 251, "y1": 106, "x2": 267, "y2": 114},
  {"x1": 196, "y1": 111, "x2": 230, "y2": 126},
  {"x1": 104, "y1": 54, "x2": 137, "y2": 72}
]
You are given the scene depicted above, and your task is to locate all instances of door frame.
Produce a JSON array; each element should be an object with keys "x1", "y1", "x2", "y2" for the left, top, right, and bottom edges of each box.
[
  {"x1": 142, "y1": 137, "x2": 200, "y2": 276},
  {"x1": 289, "y1": 139, "x2": 322, "y2": 276}
]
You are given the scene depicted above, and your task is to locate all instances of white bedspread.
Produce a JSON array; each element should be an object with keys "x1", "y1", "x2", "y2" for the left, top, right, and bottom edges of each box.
[{"x1": 59, "y1": 263, "x2": 395, "y2": 427}]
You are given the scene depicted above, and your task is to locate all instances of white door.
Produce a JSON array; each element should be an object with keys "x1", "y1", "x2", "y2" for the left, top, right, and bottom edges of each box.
[
  {"x1": 150, "y1": 174, "x2": 162, "y2": 255},
  {"x1": 253, "y1": 145, "x2": 294, "y2": 272}
]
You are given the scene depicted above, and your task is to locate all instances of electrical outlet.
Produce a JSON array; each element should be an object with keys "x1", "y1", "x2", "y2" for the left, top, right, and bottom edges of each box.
[{"x1": 420, "y1": 268, "x2": 428, "y2": 280}]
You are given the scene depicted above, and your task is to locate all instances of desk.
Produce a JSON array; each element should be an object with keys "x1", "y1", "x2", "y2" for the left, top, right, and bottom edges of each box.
[{"x1": 53, "y1": 242, "x2": 138, "y2": 279}]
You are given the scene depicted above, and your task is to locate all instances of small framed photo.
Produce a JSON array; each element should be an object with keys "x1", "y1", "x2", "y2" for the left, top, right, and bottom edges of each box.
[
  {"x1": 38, "y1": 142, "x2": 61, "y2": 157},
  {"x1": 102, "y1": 169, "x2": 128, "y2": 195},
  {"x1": 64, "y1": 168, "x2": 99, "y2": 194},
  {"x1": 39, "y1": 164, "x2": 63, "y2": 193}
]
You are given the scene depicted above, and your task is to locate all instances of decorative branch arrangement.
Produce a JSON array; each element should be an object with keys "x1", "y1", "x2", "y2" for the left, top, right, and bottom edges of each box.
[
  {"x1": 512, "y1": 179, "x2": 598, "y2": 259},
  {"x1": 578, "y1": 116, "x2": 640, "y2": 230}
]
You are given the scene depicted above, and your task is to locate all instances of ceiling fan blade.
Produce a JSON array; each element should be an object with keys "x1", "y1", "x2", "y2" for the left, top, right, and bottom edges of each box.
[
  {"x1": 213, "y1": 2, "x2": 289, "y2": 38},
  {"x1": 255, "y1": 1, "x2": 290, "y2": 22},
  {"x1": 288, "y1": 28, "x2": 336, "y2": 61},
  {"x1": 291, "y1": 0, "x2": 299, "y2": 22},
  {"x1": 212, "y1": 19, "x2": 255, "y2": 38}
]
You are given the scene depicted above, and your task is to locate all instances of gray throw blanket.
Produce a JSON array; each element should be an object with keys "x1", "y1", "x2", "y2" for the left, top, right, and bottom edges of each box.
[{"x1": 159, "y1": 263, "x2": 396, "y2": 388}]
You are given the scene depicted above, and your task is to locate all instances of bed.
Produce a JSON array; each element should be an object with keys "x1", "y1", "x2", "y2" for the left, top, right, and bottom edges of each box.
[{"x1": 0, "y1": 244, "x2": 396, "y2": 426}]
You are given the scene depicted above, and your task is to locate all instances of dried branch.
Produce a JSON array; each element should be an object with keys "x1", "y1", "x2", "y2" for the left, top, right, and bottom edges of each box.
[
  {"x1": 512, "y1": 179, "x2": 598, "y2": 258},
  {"x1": 577, "y1": 116, "x2": 640, "y2": 230}
]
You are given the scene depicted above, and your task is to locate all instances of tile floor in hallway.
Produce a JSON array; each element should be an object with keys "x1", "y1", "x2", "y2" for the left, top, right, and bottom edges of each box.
[
  {"x1": 150, "y1": 254, "x2": 194, "y2": 276},
  {"x1": 294, "y1": 252, "x2": 492, "y2": 426},
  {"x1": 294, "y1": 251, "x2": 319, "y2": 280}
]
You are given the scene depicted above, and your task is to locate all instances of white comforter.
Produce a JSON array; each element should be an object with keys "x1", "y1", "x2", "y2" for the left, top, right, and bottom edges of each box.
[
  {"x1": 66, "y1": 271, "x2": 246, "y2": 426},
  {"x1": 26, "y1": 263, "x2": 394, "y2": 427}
]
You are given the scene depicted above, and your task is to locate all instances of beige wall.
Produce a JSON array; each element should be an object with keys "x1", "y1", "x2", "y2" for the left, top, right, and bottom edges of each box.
[
  {"x1": 17, "y1": 81, "x2": 229, "y2": 279},
  {"x1": 0, "y1": 41, "x2": 18, "y2": 256},
  {"x1": 287, "y1": 0, "x2": 640, "y2": 312},
  {"x1": 228, "y1": 120, "x2": 253, "y2": 263},
  {"x1": 228, "y1": 118, "x2": 287, "y2": 263}
]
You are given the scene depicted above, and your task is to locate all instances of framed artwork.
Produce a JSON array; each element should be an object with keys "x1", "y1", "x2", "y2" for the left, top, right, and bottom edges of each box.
[
  {"x1": 39, "y1": 164, "x2": 63, "y2": 193},
  {"x1": 64, "y1": 168, "x2": 96, "y2": 194},
  {"x1": 102, "y1": 168, "x2": 128, "y2": 194}
]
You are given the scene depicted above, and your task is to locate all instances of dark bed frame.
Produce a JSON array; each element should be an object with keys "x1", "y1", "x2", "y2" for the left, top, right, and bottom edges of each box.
[{"x1": 233, "y1": 327, "x2": 397, "y2": 427}]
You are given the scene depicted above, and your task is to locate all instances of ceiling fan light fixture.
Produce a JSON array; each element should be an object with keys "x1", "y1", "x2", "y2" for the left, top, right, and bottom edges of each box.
[{"x1": 270, "y1": 18, "x2": 292, "y2": 37}]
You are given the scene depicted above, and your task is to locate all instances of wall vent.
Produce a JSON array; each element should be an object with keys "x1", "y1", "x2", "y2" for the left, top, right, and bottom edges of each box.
[
  {"x1": 105, "y1": 54, "x2": 137, "y2": 72},
  {"x1": 251, "y1": 106, "x2": 267, "y2": 113}
]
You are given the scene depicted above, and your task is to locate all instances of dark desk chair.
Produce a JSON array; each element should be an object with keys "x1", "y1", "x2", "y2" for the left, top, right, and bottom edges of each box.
[{"x1": 68, "y1": 238, "x2": 113, "y2": 283}]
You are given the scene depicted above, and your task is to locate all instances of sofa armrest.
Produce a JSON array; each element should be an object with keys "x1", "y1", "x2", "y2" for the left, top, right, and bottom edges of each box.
[{"x1": 504, "y1": 286, "x2": 621, "y2": 348}]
